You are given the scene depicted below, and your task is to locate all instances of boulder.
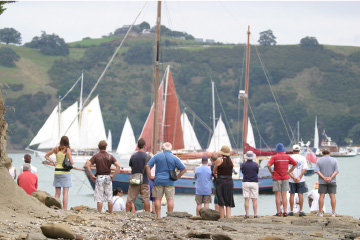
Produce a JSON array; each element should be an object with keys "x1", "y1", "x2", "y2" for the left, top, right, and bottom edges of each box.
[
  {"x1": 187, "y1": 231, "x2": 211, "y2": 238},
  {"x1": 41, "y1": 223, "x2": 75, "y2": 239},
  {"x1": 65, "y1": 215, "x2": 86, "y2": 223},
  {"x1": 166, "y1": 211, "x2": 192, "y2": 218},
  {"x1": 25, "y1": 233, "x2": 47, "y2": 240},
  {"x1": 31, "y1": 191, "x2": 51, "y2": 204},
  {"x1": 45, "y1": 196, "x2": 62, "y2": 209},
  {"x1": 199, "y1": 208, "x2": 220, "y2": 221},
  {"x1": 212, "y1": 233, "x2": 233, "y2": 240}
]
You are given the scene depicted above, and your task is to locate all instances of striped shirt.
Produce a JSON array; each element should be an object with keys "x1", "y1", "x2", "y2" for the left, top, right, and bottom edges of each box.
[{"x1": 268, "y1": 153, "x2": 297, "y2": 180}]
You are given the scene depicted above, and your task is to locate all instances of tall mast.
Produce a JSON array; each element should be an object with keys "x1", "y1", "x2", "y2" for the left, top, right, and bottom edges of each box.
[
  {"x1": 211, "y1": 80, "x2": 216, "y2": 150},
  {"x1": 79, "y1": 71, "x2": 84, "y2": 112},
  {"x1": 242, "y1": 26, "x2": 250, "y2": 153},
  {"x1": 152, "y1": 1, "x2": 161, "y2": 154}
]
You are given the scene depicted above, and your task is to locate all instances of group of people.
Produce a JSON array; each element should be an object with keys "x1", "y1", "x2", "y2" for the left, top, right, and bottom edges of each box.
[{"x1": 11, "y1": 135, "x2": 339, "y2": 218}]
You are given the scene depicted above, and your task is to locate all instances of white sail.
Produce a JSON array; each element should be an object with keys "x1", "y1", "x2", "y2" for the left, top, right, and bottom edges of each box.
[
  {"x1": 206, "y1": 115, "x2": 232, "y2": 152},
  {"x1": 314, "y1": 116, "x2": 319, "y2": 149},
  {"x1": 106, "y1": 130, "x2": 112, "y2": 152},
  {"x1": 30, "y1": 105, "x2": 60, "y2": 149},
  {"x1": 79, "y1": 96, "x2": 107, "y2": 150},
  {"x1": 116, "y1": 117, "x2": 136, "y2": 155},
  {"x1": 181, "y1": 112, "x2": 202, "y2": 151},
  {"x1": 247, "y1": 118, "x2": 256, "y2": 148},
  {"x1": 59, "y1": 101, "x2": 80, "y2": 149}
]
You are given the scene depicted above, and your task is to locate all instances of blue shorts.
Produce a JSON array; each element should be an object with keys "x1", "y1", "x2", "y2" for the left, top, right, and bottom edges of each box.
[{"x1": 289, "y1": 182, "x2": 308, "y2": 194}]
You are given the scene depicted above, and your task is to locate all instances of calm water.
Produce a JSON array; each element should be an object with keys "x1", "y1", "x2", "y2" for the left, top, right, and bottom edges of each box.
[{"x1": 8, "y1": 152, "x2": 360, "y2": 218}]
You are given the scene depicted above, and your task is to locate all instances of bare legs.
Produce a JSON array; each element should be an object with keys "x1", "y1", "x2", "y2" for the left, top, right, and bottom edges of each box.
[
  {"x1": 219, "y1": 206, "x2": 231, "y2": 218},
  {"x1": 155, "y1": 198, "x2": 161, "y2": 218},
  {"x1": 275, "y1": 192, "x2": 287, "y2": 213},
  {"x1": 298, "y1": 194, "x2": 303, "y2": 212},
  {"x1": 55, "y1": 187, "x2": 69, "y2": 210},
  {"x1": 167, "y1": 198, "x2": 174, "y2": 213},
  {"x1": 329, "y1": 193, "x2": 336, "y2": 213},
  {"x1": 244, "y1": 198, "x2": 257, "y2": 217},
  {"x1": 97, "y1": 202, "x2": 103, "y2": 213},
  {"x1": 244, "y1": 198, "x2": 250, "y2": 216},
  {"x1": 318, "y1": 193, "x2": 325, "y2": 213}
]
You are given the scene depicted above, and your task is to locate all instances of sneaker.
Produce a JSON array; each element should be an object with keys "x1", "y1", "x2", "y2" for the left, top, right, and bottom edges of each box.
[
  {"x1": 244, "y1": 215, "x2": 250, "y2": 219},
  {"x1": 283, "y1": 212, "x2": 288, "y2": 217},
  {"x1": 299, "y1": 211, "x2": 306, "y2": 217},
  {"x1": 254, "y1": 215, "x2": 259, "y2": 218},
  {"x1": 316, "y1": 212, "x2": 324, "y2": 217},
  {"x1": 288, "y1": 212, "x2": 294, "y2": 216},
  {"x1": 332, "y1": 212, "x2": 337, "y2": 217}
]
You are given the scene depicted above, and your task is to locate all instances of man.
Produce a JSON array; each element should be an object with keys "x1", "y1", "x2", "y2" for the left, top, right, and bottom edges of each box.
[
  {"x1": 267, "y1": 143, "x2": 297, "y2": 217},
  {"x1": 241, "y1": 151, "x2": 259, "y2": 218},
  {"x1": 85, "y1": 140, "x2": 120, "y2": 213},
  {"x1": 20, "y1": 154, "x2": 38, "y2": 175},
  {"x1": 146, "y1": 142, "x2": 187, "y2": 218},
  {"x1": 288, "y1": 144, "x2": 308, "y2": 216},
  {"x1": 126, "y1": 138, "x2": 151, "y2": 212},
  {"x1": 194, "y1": 156, "x2": 212, "y2": 216},
  {"x1": 17, "y1": 163, "x2": 38, "y2": 195},
  {"x1": 315, "y1": 147, "x2": 339, "y2": 217}
]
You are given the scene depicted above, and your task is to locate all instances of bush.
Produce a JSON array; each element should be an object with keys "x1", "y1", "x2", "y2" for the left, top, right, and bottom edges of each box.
[
  {"x1": 24, "y1": 31, "x2": 69, "y2": 56},
  {"x1": 0, "y1": 47, "x2": 20, "y2": 67}
]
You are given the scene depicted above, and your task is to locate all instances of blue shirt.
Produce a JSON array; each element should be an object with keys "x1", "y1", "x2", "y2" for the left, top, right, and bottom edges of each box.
[
  {"x1": 194, "y1": 164, "x2": 212, "y2": 195},
  {"x1": 240, "y1": 160, "x2": 259, "y2": 182},
  {"x1": 147, "y1": 151, "x2": 186, "y2": 186}
]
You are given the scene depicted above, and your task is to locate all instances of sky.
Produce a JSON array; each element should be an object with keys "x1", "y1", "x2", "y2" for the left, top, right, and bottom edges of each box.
[{"x1": 0, "y1": 1, "x2": 360, "y2": 47}]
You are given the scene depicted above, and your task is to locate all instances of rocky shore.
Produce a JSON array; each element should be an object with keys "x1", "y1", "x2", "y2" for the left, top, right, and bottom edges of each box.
[{"x1": 1, "y1": 201, "x2": 360, "y2": 240}]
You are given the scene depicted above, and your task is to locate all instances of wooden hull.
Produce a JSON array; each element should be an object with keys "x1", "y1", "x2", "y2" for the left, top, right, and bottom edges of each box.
[{"x1": 84, "y1": 168, "x2": 274, "y2": 194}]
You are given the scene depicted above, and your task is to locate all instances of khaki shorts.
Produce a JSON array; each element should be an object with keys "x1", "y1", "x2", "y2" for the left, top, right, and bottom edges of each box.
[
  {"x1": 273, "y1": 179, "x2": 290, "y2": 192},
  {"x1": 242, "y1": 182, "x2": 259, "y2": 199},
  {"x1": 195, "y1": 195, "x2": 212, "y2": 205},
  {"x1": 126, "y1": 184, "x2": 150, "y2": 203},
  {"x1": 152, "y1": 185, "x2": 175, "y2": 199},
  {"x1": 94, "y1": 175, "x2": 113, "y2": 202}
]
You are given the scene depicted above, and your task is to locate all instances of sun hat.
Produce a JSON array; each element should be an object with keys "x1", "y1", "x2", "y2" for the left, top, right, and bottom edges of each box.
[
  {"x1": 244, "y1": 151, "x2": 256, "y2": 160},
  {"x1": 292, "y1": 144, "x2": 301, "y2": 151},
  {"x1": 322, "y1": 147, "x2": 330, "y2": 154},
  {"x1": 275, "y1": 143, "x2": 286, "y2": 153},
  {"x1": 219, "y1": 145, "x2": 230, "y2": 156},
  {"x1": 23, "y1": 163, "x2": 31, "y2": 171}
]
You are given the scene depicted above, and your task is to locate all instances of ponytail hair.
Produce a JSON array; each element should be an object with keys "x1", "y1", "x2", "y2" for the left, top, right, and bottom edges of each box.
[{"x1": 59, "y1": 136, "x2": 70, "y2": 150}]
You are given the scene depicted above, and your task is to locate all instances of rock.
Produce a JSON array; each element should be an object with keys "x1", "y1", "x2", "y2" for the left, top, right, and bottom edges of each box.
[
  {"x1": 167, "y1": 211, "x2": 192, "y2": 218},
  {"x1": 259, "y1": 237, "x2": 284, "y2": 240},
  {"x1": 309, "y1": 232, "x2": 323, "y2": 237},
  {"x1": 187, "y1": 231, "x2": 211, "y2": 238},
  {"x1": 189, "y1": 216, "x2": 203, "y2": 220},
  {"x1": 40, "y1": 223, "x2": 75, "y2": 239},
  {"x1": 71, "y1": 205, "x2": 92, "y2": 211},
  {"x1": 199, "y1": 208, "x2": 220, "y2": 221},
  {"x1": 221, "y1": 226, "x2": 237, "y2": 231},
  {"x1": 44, "y1": 196, "x2": 62, "y2": 209},
  {"x1": 16, "y1": 233, "x2": 27, "y2": 240},
  {"x1": 25, "y1": 233, "x2": 47, "y2": 240},
  {"x1": 31, "y1": 191, "x2": 51, "y2": 204},
  {"x1": 75, "y1": 234, "x2": 83, "y2": 240},
  {"x1": 65, "y1": 215, "x2": 86, "y2": 223},
  {"x1": 212, "y1": 233, "x2": 233, "y2": 240}
]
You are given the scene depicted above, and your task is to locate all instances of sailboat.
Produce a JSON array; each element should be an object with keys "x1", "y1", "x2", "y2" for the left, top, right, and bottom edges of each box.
[
  {"x1": 181, "y1": 112, "x2": 202, "y2": 152},
  {"x1": 116, "y1": 117, "x2": 137, "y2": 159},
  {"x1": 321, "y1": 129, "x2": 356, "y2": 157},
  {"x1": 206, "y1": 115, "x2": 232, "y2": 152},
  {"x1": 27, "y1": 73, "x2": 107, "y2": 162}
]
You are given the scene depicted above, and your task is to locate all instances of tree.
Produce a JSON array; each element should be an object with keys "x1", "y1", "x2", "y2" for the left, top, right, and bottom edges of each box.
[
  {"x1": 258, "y1": 29, "x2": 277, "y2": 46},
  {"x1": 24, "y1": 31, "x2": 69, "y2": 56},
  {"x1": 0, "y1": 47, "x2": 20, "y2": 67},
  {"x1": 0, "y1": 28, "x2": 22, "y2": 45},
  {"x1": 0, "y1": 1, "x2": 15, "y2": 15},
  {"x1": 300, "y1": 36, "x2": 319, "y2": 47},
  {"x1": 139, "y1": 21, "x2": 150, "y2": 31}
]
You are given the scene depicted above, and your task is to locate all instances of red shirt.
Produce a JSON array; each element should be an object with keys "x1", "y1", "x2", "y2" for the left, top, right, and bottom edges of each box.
[
  {"x1": 268, "y1": 152, "x2": 297, "y2": 180},
  {"x1": 17, "y1": 170, "x2": 38, "y2": 195}
]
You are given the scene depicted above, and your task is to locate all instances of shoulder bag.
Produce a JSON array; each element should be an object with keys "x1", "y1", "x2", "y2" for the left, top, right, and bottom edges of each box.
[
  {"x1": 164, "y1": 153, "x2": 178, "y2": 181},
  {"x1": 62, "y1": 148, "x2": 73, "y2": 170},
  {"x1": 129, "y1": 154, "x2": 150, "y2": 185}
]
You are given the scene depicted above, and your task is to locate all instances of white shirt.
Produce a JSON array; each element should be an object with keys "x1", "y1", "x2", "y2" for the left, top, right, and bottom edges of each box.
[
  {"x1": 281, "y1": 192, "x2": 300, "y2": 213},
  {"x1": 21, "y1": 164, "x2": 38, "y2": 174},
  {"x1": 289, "y1": 154, "x2": 308, "y2": 183},
  {"x1": 307, "y1": 189, "x2": 326, "y2": 212},
  {"x1": 112, "y1": 196, "x2": 125, "y2": 211}
]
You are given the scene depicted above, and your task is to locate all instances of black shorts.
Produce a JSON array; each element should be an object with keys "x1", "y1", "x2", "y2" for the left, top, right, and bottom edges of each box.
[
  {"x1": 318, "y1": 183, "x2": 337, "y2": 194},
  {"x1": 289, "y1": 182, "x2": 308, "y2": 194}
]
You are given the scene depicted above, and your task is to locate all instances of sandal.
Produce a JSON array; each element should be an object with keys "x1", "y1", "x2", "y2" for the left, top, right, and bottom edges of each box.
[
  {"x1": 283, "y1": 212, "x2": 288, "y2": 217},
  {"x1": 254, "y1": 215, "x2": 259, "y2": 218},
  {"x1": 244, "y1": 215, "x2": 250, "y2": 219},
  {"x1": 275, "y1": 213, "x2": 282, "y2": 217}
]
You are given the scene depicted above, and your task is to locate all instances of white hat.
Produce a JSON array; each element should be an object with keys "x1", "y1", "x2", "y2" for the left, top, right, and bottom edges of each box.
[
  {"x1": 293, "y1": 144, "x2": 301, "y2": 151},
  {"x1": 244, "y1": 151, "x2": 256, "y2": 160}
]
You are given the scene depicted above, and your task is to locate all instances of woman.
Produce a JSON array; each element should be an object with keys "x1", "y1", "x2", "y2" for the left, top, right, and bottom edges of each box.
[
  {"x1": 213, "y1": 145, "x2": 235, "y2": 218},
  {"x1": 9, "y1": 158, "x2": 16, "y2": 181},
  {"x1": 210, "y1": 154, "x2": 219, "y2": 212},
  {"x1": 112, "y1": 188, "x2": 125, "y2": 212},
  {"x1": 45, "y1": 136, "x2": 74, "y2": 210}
]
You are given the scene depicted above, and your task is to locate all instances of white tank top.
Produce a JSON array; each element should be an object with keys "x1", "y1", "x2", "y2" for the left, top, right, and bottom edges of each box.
[{"x1": 9, "y1": 167, "x2": 16, "y2": 180}]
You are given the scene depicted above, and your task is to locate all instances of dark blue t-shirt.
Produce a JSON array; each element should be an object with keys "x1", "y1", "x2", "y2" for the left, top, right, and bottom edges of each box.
[
  {"x1": 129, "y1": 151, "x2": 149, "y2": 184},
  {"x1": 240, "y1": 160, "x2": 259, "y2": 182}
]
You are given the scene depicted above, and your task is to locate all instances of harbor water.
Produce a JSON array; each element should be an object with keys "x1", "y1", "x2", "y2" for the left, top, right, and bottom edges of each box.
[{"x1": 8, "y1": 152, "x2": 360, "y2": 218}]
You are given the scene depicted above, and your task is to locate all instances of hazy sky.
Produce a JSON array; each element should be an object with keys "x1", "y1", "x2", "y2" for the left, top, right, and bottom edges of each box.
[{"x1": 1, "y1": 1, "x2": 360, "y2": 46}]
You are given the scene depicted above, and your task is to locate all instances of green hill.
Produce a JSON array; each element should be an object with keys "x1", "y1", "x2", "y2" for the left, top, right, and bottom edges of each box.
[{"x1": 1, "y1": 35, "x2": 360, "y2": 150}]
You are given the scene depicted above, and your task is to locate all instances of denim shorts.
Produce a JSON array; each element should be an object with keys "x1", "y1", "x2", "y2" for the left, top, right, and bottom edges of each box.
[{"x1": 289, "y1": 182, "x2": 308, "y2": 194}]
